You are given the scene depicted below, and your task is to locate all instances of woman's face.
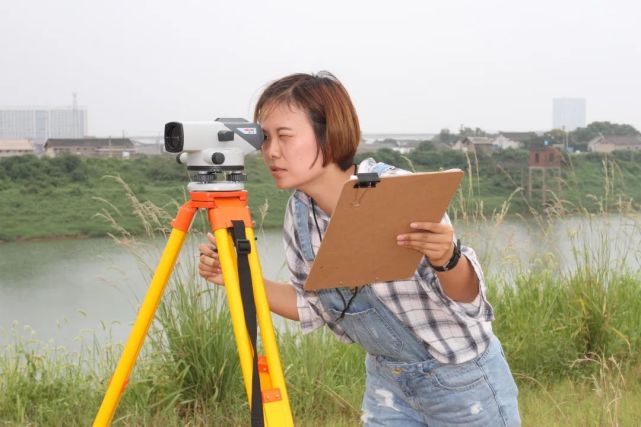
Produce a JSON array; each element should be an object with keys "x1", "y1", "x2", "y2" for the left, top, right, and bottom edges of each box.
[{"x1": 260, "y1": 102, "x2": 326, "y2": 190}]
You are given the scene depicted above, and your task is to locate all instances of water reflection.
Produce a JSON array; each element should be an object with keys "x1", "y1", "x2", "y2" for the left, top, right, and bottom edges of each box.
[{"x1": 0, "y1": 231, "x2": 288, "y2": 350}]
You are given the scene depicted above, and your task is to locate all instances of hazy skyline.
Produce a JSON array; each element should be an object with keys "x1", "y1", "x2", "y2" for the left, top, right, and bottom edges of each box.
[{"x1": 1, "y1": 0, "x2": 640, "y2": 137}]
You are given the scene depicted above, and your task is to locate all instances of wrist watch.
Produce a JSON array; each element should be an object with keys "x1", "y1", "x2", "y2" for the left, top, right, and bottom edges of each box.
[{"x1": 429, "y1": 239, "x2": 462, "y2": 272}]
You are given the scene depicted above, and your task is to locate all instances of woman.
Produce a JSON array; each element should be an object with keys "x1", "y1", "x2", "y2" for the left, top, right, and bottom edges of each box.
[{"x1": 198, "y1": 71, "x2": 520, "y2": 426}]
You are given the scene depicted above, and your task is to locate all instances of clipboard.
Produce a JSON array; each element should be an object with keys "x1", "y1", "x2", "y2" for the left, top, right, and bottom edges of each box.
[{"x1": 303, "y1": 169, "x2": 464, "y2": 291}]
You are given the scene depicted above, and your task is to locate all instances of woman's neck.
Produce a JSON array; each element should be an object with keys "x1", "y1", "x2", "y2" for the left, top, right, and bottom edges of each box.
[{"x1": 301, "y1": 164, "x2": 355, "y2": 216}]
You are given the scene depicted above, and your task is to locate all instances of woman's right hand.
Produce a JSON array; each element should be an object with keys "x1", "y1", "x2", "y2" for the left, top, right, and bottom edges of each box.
[{"x1": 198, "y1": 232, "x2": 224, "y2": 286}]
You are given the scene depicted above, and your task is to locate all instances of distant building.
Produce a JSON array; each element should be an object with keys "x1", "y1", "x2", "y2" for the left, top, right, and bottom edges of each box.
[
  {"x1": 528, "y1": 147, "x2": 562, "y2": 168},
  {"x1": 498, "y1": 132, "x2": 539, "y2": 146},
  {"x1": 491, "y1": 135, "x2": 521, "y2": 150},
  {"x1": 527, "y1": 146, "x2": 562, "y2": 206},
  {"x1": 0, "y1": 106, "x2": 88, "y2": 142},
  {"x1": 553, "y1": 98, "x2": 586, "y2": 131},
  {"x1": 452, "y1": 137, "x2": 494, "y2": 154},
  {"x1": 587, "y1": 135, "x2": 641, "y2": 153},
  {"x1": 133, "y1": 141, "x2": 164, "y2": 155},
  {"x1": 44, "y1": 138, "x2": 134, "y2": 158},
  {"x1": 0, "y1": 139, "x2": 35, "y2": 157},
  {"x1": 358, "y1": 138, "x2": 422, "y2": 154},
  {"x1": 452, "y1": 136, "x2": 521, "y2": 153}
]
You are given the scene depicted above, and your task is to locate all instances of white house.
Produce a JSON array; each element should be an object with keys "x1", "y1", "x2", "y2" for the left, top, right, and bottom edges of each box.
[
  {"x1": 492, "y1": 135, "x2": 521, "y2": 150},
  {"x1": 452, "y1": 136, "x2": 521, "y2": 153},
  {"x1": 452, "y1": 137, "x2": 494, "y2": 153},
  {"x1": 0, "y1": 139, "x2": 35, "y2": 157},
  {"x1": 588, "y1": 135, "x2": 641, "y2": 153},
  {"x1": 44, "y1": 138, "x2": 135, "y2": 158}
]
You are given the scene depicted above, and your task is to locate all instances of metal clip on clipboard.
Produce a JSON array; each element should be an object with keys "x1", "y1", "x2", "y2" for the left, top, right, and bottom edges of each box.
[{"x1": 353, "y1": 173, "x2": 380, "y2": 188}]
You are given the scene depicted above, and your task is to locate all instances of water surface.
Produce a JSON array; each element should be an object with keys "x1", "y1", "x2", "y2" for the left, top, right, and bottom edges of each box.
[{"x1": 1, "y1": 215, "x2": 639, "y2": 350}]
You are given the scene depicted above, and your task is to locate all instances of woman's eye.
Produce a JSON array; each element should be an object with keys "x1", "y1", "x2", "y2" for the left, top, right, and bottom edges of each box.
[{"x1": 260, "y1": 134, "x2": 270, "y2": 149}]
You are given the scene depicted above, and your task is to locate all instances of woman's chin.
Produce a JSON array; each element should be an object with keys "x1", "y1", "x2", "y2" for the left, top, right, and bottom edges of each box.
[{"x1": 273, "y1": 179, "x2": 294, "y2": 190}]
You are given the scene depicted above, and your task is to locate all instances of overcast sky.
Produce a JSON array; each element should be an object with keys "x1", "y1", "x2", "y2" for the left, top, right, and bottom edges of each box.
[{"x1": 1, "y1": 0, "x2": 640, "y2": 136}]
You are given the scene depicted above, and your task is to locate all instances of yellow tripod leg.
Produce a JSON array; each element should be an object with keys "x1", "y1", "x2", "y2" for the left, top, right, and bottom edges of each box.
[
  {"x1": 93, "y1": 227, "x2": 189, "y2": 426},
  {"x1": 215, "y1": 228, "x2": 294, "y2": 427},
  {"x1": 215, "y1": 228, "x2": 255, "y2": 399},
  {"x1": 246, "y1": 227, "x2": 293, "y2": 425}
]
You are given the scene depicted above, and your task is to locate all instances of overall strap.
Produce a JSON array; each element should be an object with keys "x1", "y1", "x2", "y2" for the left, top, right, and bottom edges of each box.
[{"x1": 293, "y1": 196, "x2": 316, "y2": 262}]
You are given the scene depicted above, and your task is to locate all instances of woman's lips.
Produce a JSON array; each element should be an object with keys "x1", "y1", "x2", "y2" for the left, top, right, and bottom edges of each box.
[{"x1": 270, "y1": 166, "x2": 286, "y2": 177}]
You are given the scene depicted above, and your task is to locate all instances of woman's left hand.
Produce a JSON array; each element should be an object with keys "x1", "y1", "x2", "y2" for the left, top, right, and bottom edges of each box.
[{"x1": 397, "y1": 222, "x2": 455, "y2": 267}]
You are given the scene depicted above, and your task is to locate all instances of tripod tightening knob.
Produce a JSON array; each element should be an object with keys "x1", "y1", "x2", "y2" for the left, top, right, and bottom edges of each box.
[
  {"x1": 211, "y1": 152, "x2": 225, "y2": 165},
  {"x1": 227, "y1": 172, "x2": 247, "y2": 182}
]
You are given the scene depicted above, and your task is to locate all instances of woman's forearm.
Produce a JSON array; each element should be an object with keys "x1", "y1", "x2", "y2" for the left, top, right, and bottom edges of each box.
[
  {"x1": 435, "y1": 255, "x2": 480, "y2": 303},
  {"x1": 261, "y1": 279, "x2": 300, "y2": 321}
]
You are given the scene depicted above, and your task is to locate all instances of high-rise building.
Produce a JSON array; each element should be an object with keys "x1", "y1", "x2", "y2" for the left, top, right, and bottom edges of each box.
[
  {"x1": 0, "y1": 106, "x2": 87, "y2": 142},
  {"x1": 552, "y1": 98, "x2": 586, "y2": 131}
]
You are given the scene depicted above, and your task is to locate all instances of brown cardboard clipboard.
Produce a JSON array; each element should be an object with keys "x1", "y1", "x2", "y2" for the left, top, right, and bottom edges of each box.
[{"x1": 303, "y1": 169, "x2": 464, "y2": 291}]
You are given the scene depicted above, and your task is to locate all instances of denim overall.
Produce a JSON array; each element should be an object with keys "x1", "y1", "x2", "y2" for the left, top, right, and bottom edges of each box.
[{"x1": 293, "y1": 162, "x2": 521, "y2": 426}]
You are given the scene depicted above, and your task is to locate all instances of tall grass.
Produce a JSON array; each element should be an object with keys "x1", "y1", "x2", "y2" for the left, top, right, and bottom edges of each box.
[
  {"x1": 489, "y1": 269, "x2": 641, "y2": 380},
  {"x1": 279, "y1": 326, "x2": 365, "y2": 423},
  {"x1": 0, "y1": 324, "x2": 102, "y2": 426},
  {"x1": 2, "y1": 158, "x2": 641, "y2": 425}
]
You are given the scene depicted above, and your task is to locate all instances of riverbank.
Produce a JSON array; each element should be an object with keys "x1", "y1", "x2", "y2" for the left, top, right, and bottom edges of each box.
[
  {"x1": 0, "y1": 154, "x2": 289, "y2": 242},
  {"x1": 1, "y1": 149, "x2": 640, "y2": 241}
]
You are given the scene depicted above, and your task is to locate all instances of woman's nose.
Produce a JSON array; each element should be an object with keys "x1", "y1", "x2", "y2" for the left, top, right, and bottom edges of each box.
[{"x1": 263, "y1": 139, "x2": 281, "y2": 158}]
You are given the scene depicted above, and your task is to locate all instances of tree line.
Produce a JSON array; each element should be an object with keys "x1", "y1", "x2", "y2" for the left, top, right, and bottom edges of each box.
[{"x1": 431, "y1": 121, "x2": 640, "y2": 152}]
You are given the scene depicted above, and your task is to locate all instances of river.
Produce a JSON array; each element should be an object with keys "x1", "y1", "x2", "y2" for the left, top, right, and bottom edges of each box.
[{"x1": 1, "y1": 214, "x2": 640, "y2": 351}]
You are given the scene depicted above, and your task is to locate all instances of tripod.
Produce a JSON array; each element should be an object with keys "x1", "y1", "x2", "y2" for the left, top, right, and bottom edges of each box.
[{"x1": 93, "y1": 190, "x2": 294, "y2": 426}]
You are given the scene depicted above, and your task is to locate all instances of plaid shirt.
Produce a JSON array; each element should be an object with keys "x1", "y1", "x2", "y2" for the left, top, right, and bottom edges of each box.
[{"x1": 283, "y1": 158, "x2": 494, "y2": 364}]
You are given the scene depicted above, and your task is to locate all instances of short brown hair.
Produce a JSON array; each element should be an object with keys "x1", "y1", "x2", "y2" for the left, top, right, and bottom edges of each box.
[{"x1": 254, "y1": 71, "x2": 361, "y2": 171}]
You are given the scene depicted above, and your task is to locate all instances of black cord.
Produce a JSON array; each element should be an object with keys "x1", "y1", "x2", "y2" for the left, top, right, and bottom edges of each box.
[
  {"x1": 310, "y1": 198, "x2": 323, "y2": 257},
  {"x1": 310, "y1": 164, "x2": 361, "y2": 322},
  {"x1": 336, "y1": 289, "x2": 359, "y2": 322}
]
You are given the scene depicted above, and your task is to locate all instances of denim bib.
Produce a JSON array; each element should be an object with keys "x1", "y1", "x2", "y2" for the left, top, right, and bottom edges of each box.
[
  {"x1": 316, "y1": 286, "x2": 431, "y2": 362},
  {"x1": 294, "y1": 162, "x2": 433, "y2": 362}
]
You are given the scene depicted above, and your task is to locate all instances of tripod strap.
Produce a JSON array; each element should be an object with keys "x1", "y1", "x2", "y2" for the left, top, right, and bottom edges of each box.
[{"x1": 231, "y1": 220, "x2": 264, "y2": 427}]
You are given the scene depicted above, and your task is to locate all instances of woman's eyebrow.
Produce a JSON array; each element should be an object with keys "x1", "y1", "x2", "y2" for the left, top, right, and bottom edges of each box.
[{"x1": 277, "y1": 126, "x2": 294, "y2": 132}]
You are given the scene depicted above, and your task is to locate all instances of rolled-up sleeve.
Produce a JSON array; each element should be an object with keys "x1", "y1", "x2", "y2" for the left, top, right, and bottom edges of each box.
[
  {"x1": 418, "y1": 214, "x2": 494, "y2": 322},
  {"x1": 454, "y1": 245, "x2": 494, "y2": 321},
  {"x1": 282, "y1": 196, "x2": 328, "y2": 334}
]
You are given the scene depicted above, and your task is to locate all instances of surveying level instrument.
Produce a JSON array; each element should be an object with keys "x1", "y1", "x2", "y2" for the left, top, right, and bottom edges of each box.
[{"x1": 93, "y1": 119, "x2": 294, "y2": 426}]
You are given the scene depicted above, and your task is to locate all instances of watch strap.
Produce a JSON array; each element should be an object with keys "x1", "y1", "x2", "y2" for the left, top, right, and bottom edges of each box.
[{"x1": 429, "y1": 239, "x2": 461, "y2": 272}]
